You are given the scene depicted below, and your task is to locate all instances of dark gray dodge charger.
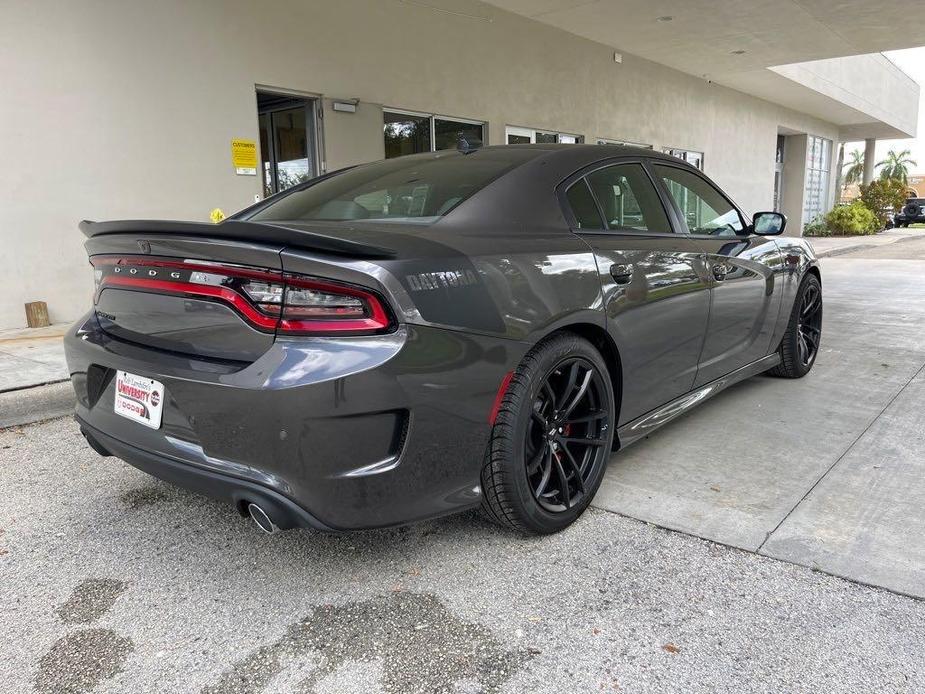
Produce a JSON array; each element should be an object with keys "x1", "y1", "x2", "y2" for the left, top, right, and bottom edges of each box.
[{"x1": 65, "y1": 144, "x2": 822, "y2": 535}]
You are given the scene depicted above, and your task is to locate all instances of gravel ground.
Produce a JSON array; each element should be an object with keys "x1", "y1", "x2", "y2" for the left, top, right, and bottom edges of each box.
[{"x1": 1, "y1": 417, "x2": 923, "y2": 693}]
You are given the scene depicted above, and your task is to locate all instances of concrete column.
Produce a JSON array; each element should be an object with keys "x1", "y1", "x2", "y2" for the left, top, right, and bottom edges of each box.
[
  {"x1": 780, "y1": 134, "x2": 808, "y2": 236},
  {"x1": 834, "y1": 143, "x2": 845, "y2": 205},
  {"x1": 863, "y1": 138, "x2": 877, "y2": 185}
]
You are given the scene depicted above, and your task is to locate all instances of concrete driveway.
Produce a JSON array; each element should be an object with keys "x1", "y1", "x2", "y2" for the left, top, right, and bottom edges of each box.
[{"x1": 595, "y1": 236, "x2": 925, "y2": 598}]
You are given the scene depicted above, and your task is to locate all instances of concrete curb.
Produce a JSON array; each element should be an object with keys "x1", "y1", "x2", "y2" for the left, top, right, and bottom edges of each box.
[
  {"x1": 815, "y1": 244, "x2": 876, "y2": 258},
  {"x1": 0, "y1": 381, "x2": 75, "y2": 429},
  {"x1": 812, "y1": 231, "x2": 923, "y2": 259},
  {"x1": 0, "y1": 377, "x2": 69, "y2": 395}
]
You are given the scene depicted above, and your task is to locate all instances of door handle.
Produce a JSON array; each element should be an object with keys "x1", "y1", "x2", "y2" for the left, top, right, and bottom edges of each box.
[
  {"x1": 610, "y1": 263, "x2": 634, "y2": 284},
  {"x1": 712, "y1": 263, "x2": 729, "y2": 281}
]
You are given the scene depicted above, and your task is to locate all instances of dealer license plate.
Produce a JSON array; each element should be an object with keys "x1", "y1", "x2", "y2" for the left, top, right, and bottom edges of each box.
[{"x1": 114, "y1": 370, "x2": 165, "y2": 429}]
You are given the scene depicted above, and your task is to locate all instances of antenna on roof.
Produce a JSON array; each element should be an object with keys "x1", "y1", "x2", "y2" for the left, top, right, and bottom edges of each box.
[{"x1": 457, "y1": 136, "x2": 482, "y2": 154}]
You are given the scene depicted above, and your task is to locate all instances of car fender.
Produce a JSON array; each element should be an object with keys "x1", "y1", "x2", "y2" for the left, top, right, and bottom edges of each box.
[{"x1": 768, "y1": 237, "x2": 820, "y2": 348}]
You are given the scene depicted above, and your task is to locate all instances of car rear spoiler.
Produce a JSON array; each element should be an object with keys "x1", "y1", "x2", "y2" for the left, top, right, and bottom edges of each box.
[{"x1": 78, "y1": 219, "x2": 397, "y2": 259}]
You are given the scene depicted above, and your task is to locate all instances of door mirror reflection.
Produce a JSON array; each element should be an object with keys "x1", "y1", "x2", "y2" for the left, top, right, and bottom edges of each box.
[{"x1": 752, "y1": 211, "x2": 786, "y2": 235}]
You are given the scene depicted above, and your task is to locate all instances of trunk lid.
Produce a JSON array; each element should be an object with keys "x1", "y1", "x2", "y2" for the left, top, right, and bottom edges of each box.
[
  {"x1": 85, "y1": 228, "x2": 288, "y2": 362},
  {"x1": 80, "y1": 221, "x2": 404, "y2": 362},
  {"x1": 80, "y1": 219, "x2": 430, "y2": 362}
]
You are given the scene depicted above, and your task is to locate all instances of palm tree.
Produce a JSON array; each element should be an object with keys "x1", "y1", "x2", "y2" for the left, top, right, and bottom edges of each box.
[
  {"x1": 842, "y1": 149, "x2": 864, "y2": 191},
  {"x1": 877, "y1": 149, "x2": 917, "y2": 184}
]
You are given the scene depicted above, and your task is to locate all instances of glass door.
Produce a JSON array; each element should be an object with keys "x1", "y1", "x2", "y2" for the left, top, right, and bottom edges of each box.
[{"x1": 257, "y1": 92, "x2": 319, "y2": 197}]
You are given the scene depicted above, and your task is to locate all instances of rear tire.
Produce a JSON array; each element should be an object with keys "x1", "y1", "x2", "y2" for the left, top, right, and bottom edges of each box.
[
  {"x1": 768, "y1": 274, "x2": 822, "y2": 379},
  {"x1": 479, "y1": 333, "x2": 615, "y2": 534}
]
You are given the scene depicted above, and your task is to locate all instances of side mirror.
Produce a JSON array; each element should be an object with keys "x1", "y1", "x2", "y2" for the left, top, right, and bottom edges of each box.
[{"x1": 752, "y1": 211, "x2": 786, "y2": 236}]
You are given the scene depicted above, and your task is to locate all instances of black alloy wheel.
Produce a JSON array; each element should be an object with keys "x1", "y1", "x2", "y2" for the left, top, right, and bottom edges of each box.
[
  {"x1": 480, "y1": 333, "x2": 615, "y2": 534},
  {"x1": 525, "y1": 358, "x2": 609, "y2": 513},
  {"x1": 768, "y1": 274, "x2": 823, "y2": 379},
  {"x1": 796, "y1": 280, "x2": 822, "y2": 368}
]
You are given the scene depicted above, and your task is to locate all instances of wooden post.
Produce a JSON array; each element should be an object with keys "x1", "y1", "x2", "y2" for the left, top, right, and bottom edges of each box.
[{"x1": 24, "y1": 301, "x2": 50, "y2": 328}]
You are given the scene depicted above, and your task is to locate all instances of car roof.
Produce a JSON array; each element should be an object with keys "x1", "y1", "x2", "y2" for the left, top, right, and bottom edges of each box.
[
  {"x1": 484, "y1": 143, "x2": 678, "y2": 161},
  {"x1": 465, "y1": 144, "x2": 699, "y2": 182},
  {"x1": 369, "y1": 144, "x2": 688, "y2": 173}
]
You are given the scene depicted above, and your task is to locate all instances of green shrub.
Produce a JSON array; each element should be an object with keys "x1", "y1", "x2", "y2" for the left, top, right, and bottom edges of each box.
[
  {"x1": 802, "y1": 215, "x2": 830, "y2": 237},
  {"x1": 859, "y1": 178, "x2": 906, "y2": 228},
  {"x1": 824, "y1": 201, "x2": 878, "y2": 236}
]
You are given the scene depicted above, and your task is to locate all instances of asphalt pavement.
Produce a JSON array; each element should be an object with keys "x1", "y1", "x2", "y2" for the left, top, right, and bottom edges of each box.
[{"x1": 1, "y1": 415, "x2": 923, "y2": 693}]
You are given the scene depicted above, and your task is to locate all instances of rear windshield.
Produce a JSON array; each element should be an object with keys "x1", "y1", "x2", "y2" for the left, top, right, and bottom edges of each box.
[{"x1": 247, "y1": 149, "x2": 539, "y2": 224}]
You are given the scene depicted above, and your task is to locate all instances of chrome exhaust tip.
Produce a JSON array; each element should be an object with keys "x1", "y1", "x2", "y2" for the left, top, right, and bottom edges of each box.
[{"x1": 247, "y1": 502, "x2": 279, "y2": 534}]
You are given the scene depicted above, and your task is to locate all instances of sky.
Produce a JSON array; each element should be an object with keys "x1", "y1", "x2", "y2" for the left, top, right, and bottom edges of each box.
[{"x1": 843, "y1": 47, "x2": 925, "y2": 172}]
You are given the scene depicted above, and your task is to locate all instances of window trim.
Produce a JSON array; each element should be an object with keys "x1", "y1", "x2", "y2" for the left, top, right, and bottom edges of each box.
[
  {"x1": 556, "y1": 157, "x2": 681, "y2": 237},
  {"x1": 647, "y1": 159, "x2": 749, "y2": 238}
]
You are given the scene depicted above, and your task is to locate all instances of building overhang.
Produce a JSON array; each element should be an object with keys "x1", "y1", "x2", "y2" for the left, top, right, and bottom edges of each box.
[
  {"x1": 719, "y1": 55, "x2": 918, "y2": 140},
  {"x1": 483, "y1": 0, "x2": 922, "y2": 140}
]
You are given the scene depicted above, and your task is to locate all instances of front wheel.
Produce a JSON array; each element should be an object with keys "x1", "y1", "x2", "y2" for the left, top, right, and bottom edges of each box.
[
  {"x1": 479, "y1": 333, "x2": 615, "y2": 534},
  {"x1": 768, "y1": 274, "x2": 822, "y2": 378}
]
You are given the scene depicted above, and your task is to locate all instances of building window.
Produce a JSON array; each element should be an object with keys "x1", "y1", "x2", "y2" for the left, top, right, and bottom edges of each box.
[
  {"x1": 598, "y1": 138, "x2": 653, "y2": 149},
  {"x1": 506, "y1": 125, "x2": 584, "y2": 144},
  {"x1": 803, "y1": 135, "x2": 831, "y2": 223},
  {"x1": 434, "y1": 117, "x2": 484, "y2": 151},
  {"x1": 384, "y1": 111, "x2": 430, "y2": 158},
  {"x1": 384, "y1": 110, "x2": 485, "y2": 158},
  {"x1": 663, "y1": 148, "x2": 704, "y2": 170}
]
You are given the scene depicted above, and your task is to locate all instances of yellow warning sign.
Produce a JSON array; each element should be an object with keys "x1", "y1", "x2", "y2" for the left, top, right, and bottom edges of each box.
[{"x1": 231, "y1": 139, "x2": 257, "y2": 175}]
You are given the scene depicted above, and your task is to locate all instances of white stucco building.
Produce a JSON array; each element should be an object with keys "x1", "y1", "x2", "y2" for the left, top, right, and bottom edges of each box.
[{"x1": 1, "y1": 0, "x2": 922, "y2": 329}]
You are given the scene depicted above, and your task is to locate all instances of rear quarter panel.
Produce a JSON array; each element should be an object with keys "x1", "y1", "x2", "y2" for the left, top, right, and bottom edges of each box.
[{"x1": 383, "y1": 226, "x2": 604, "y2": 342}]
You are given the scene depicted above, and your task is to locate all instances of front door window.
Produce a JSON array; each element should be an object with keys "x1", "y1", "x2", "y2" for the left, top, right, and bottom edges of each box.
[{"x1": 654, "y1": 165, "x2": 744, "y2": 236}]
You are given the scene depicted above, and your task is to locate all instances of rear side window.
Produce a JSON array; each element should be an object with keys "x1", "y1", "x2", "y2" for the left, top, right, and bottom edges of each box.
[
  {"x1": 565, "y1": 179, "x2": 604, "y2": 229},
  {"x1": 247, "y1": 149, "x2": 539, "y2": 224},
  {"x1": 585, "y1": 163, "x2": 672, "y2": 233}
]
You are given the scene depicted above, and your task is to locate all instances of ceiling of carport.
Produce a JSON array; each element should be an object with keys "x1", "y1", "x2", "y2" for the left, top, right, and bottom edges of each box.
[{"x1": 482, "y1": 0, "x2": 925, "y2": 78}]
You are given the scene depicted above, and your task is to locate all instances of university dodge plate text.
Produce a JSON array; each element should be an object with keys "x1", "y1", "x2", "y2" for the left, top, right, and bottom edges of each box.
[{"x1": 114, "y1": 370, "x2": 164, "y2": 429}]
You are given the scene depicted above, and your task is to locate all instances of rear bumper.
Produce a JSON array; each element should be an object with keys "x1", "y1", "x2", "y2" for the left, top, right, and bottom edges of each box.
[
  {"x1": 78, "y1": 418, "x2": 335, "y2": 530},
  {"x1": 64, "y1": 313, "x2": 528, "y2": 530}
]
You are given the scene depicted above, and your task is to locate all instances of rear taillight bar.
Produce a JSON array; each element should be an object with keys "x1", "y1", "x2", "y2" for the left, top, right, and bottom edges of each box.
[{"x1": 91, "y1": 256, "x2": 393, "y2": 335}]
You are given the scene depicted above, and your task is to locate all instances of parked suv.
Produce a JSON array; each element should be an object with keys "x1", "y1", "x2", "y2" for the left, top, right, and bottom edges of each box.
[{"x1": 894, "y1": 198, "x2": 925, "y2": 227}]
